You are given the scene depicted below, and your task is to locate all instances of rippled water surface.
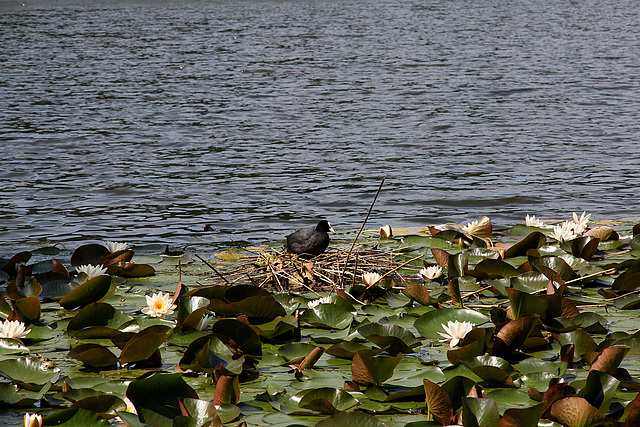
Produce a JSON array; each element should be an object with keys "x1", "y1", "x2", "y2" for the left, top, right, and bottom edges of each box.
[{"x1": 1, "y1": 0, "x2": 639, "y2": 252}]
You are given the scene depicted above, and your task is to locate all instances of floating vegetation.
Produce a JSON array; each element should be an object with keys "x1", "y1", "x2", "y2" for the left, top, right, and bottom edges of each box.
[{"x1": 2, "y1": 214, "x2": 640, "y2": 426}]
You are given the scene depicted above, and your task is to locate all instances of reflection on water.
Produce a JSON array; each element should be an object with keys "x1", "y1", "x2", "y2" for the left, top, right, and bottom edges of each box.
[{"x1": 1, "y1": 0, "x2": 639, "y2": 252}]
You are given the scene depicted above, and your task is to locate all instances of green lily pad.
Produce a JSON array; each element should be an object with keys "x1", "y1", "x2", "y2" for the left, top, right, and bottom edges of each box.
[
  {"x1": 59, "y1": 275, "x2": 116, "y2": 310},
  {"x1": 300, "y1": 304, "x2": 354, "y2": 330},
  {"x1": 67, "y1": 302, "x2": 135, "y2": 333},
  {"x1": 414, "y1": 308, "x2": 490, "y2": 339}
]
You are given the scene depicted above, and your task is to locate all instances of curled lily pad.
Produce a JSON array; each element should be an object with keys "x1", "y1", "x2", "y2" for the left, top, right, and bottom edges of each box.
[
  {"x1": 68, "y1": 343, "x2": 119, "y2": 369},
  {"x1": 549, "y1": 396, "x2": 606, "y2": 427},
  {"x1": 492, "y1": 314, "x2": 539, "y2": 358},
  {"x1": 59, "y1": 275, "x2": 116, "y2": 310},
  {"x1": 357, "y1": 322, "x2": 420, "y2": 355},
  {"x1": 70, "y1": 244, "x2": 110, "y2": 267},
  {"x1": 67, "y1": 302, "x2": 134, "y2": 334},
  {"x1": 119, "y1": 325, "x2": 173, "y2": 365},
  {"x1": 212, "y1": 375, "x2": 240, "y2": 405},
  {"x1": 351, "y1": 352, "x2": 402, "y2": 386},
  {"x1": 126, "y1": 373, "x2": 199, "y2": 426},
  {"x1": 11, "y1": 296, "x2": 41, "y2": 322},
  {"x1": 298, "y1": 387, "x2": 360, "y2": 414},
  {"x1": 461, "y1": 397, "x2": 500, "y2": 427},
  {"x1": 423, "y1": 379, "x2": 454, "y2": 425},
  {"x1": 43, "y1": 407, "x2": 112, "y2": 426}
]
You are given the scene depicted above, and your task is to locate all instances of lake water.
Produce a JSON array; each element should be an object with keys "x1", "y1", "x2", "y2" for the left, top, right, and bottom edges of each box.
[{"x1": 1, "y1": 0, "x2": 639, "y2": 254}]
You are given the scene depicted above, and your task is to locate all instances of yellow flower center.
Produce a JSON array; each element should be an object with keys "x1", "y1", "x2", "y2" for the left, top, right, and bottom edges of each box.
[{"x1": 154, "y1": 301, "x2": 165, "y2": 311}]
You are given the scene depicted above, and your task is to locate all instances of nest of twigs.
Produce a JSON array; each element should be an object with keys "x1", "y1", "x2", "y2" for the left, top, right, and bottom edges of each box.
[{"x1": 212, "y1": 244, "x2": 417, "y2": 293}]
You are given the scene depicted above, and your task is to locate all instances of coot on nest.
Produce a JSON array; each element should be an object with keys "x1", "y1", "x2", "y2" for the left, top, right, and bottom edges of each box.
[{"x1": 286, "y1": 220, "x2": 334, "y2": 259}]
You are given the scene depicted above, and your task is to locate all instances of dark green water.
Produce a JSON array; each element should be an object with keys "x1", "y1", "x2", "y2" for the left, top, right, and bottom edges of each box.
[{"x1": 1, "y1": 0, "x2": 639, "y2": 252}]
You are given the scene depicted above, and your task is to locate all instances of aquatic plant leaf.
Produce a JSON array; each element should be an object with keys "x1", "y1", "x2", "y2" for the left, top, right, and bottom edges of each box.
[
  {"x1": 196, "y1": 337, "x2": 244, "y2": 375},
  {"x1": 208, "y1": 295, "x2": 286, "y2": 324},
  {"x1": 18, "y1": 276, "x2": 42, "y2": 298},
  {"x1": 212, "y1": 375, "x2": 240, "y2": 405},
  {"x1": 589, "y1": 345, "x2": 630, "y2": 375},
  {"x1": 179, "y1": 398, "x2": 223, "y2": 426},
  {"x1": 555, "y1": 330, "x2": 597, "y2": 358},
  {"x1": 506, "y1": 288, "x2": 562, "y2": 319},
  {"x1": 0, "y1": 381, "x2": 50, "y2": 406},
  {"x1": 625, "y1": 391, "x2": 640, "y2": 426},
  {"x1": 70, "y1": 393, "x2": 125, "y2": 414},
  {"x1": 70, "y1": 244, "x2": 110, "y2": 267},
  {"x1": 68, "y1": 343, "x2": 119, "y2": 368},
  {"x1": 107, "y1": 262, "x2": 155, "y2": 277},
  {"x1": 549, "y1": 396, "x2": 605, "y2": 427},
  {"x1": 612, "y1": 267, "x2": 640, "y2": 292},
  {"x1": 352, "y1": 352, "x2": 402, "y2": 386},
  {"x1": 492, "y1": 314, "x2": 539, "y2": 358},
  {"x1": 326, "y1": 342, "x2": 382, "y2": 359},
  {"x1": 316, "y1": 411, "x2": 388, "y2": 426},
  {"x1": 126, "y1": 372, "x2": 198, "y2": 427},
  {"x1": 67, "y1": 302, "x2": 134, "y2": 333},
  {"x1": 250, "y1": 314, "x2": 297, "y2": 340},
  {"x1": 12, "y1": 295, "x2": 41, "y2": 322},
  {"x1": 448, "y1": 251, "x2": 469, "y2": 279},
  {"x1": 357, "y1": 323, "x2": 420, "y2": 355},
  {"x1": 224, "y1": 284, "x2": 271, "y2": 302},
  {"x1": 461, "y1": 397, "x2": 500, "y2": 427},
  {"x1": 423, "y1": 379, "x2": 454, "y2": 426},
  {"x1": 531, "y1": 257, "x2": 577, "y2": 282},
  {"x1": 0, "y1": 337, "x2": 29, "y2": 355},
  {"x1": 570, "y1": 236, "x2": 600, "y2": 260},
  {"x1": 0, "y1": 251, "x2": 31, "y2": 276},
  {"x1": 0, "y1": 355, "x2": 60, "y2": 385},
  {"x1": 402, "y1": 283, "x2": 433, "y2": 305},
  {"x1": 120, "y1": 325, "x2": 173, "y2": 364},
  {"x1": 447, "y1": 329, "x2": 487, "y2": 365},
  {"x1": 414, "y1": 308, "x2": 490, "y2": 339},
  {"x1": 100, "y1": 249, "x2": 134, "y2": 267},
  {"x1": 297, "y1": 346, "x2": 325, "y2": 370},
  {"x1": 504, "y1": 232, "x2": 546, "y2": 258},
  {"x1": 576, "y1": 370, "x2": 619, "y2": 411},
  {"x1": 43, "y1": 407, "x2": 112, "y2": 426},
  {"x1": 585, "y1": 226, "x2": 618, "y2": 241},
  {"x1": 300, "y1": 304, "x2": 354, "y2": 330},
  {"x1": 59, "y1": 275, "x2": 116, "y2": 310},
  {"x1": 500, "y1": 403, "x2": 545, "y2": 427},
  {"x1": 474, "y1": 259, "x2": 519, "y2": 279},
  {"x1": 278, "y1": 342, "x2": 318, "y2": 364},
  {"x1": 298, "y1": 387, "x2": 359, "y2": 414},
  {"x1": 211, "y1": 318, "x2": 262, "y2": 357}
]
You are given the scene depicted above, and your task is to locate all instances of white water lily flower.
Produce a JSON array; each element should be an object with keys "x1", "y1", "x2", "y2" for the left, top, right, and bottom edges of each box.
[
  {"x1": 0, "y1": 319, "x2": 31, "y2": 340},
  {"x1": 363, "y1": 272, "x2": 383, "y2": 287},
  {"x1": 77, "y1": 264, "x2": 108, "y2": 279},
  {"x1": 106, "y1": 241, "x2": 128, "y2": 253},
  {"x1": 438, "y1": 320, "x2": 474, "y2": 348},
  {"x1": 141, "y1": 291, "x2": 176, "y2": 318},
  {"x1": 379, "y1": 225, "x2": 393, "y2": 238},
  {"x1": 308, "y1": 295, "x2": 333, "y2": 309},
  {"x1": 419, "y1": 266, "x2": 443, "y2": 280},
  {"x1": 525, "y1": 214, "x2": 546, "y2": 228},
  {"x1": 548, "y1": 221, "x2": 576, "y2": 243},
  {"x1": 196, "y1": 314, "x2": 214, "y2": 331},
  {"x1": 23, "y1": 413, "x2": 43, "y2": 427},
  {"x1": 571, "y1": 211, "x2": 591, "y2": 234},
  {"x1": 462, "y1": 220, "x2": 479, "y2": 234}
]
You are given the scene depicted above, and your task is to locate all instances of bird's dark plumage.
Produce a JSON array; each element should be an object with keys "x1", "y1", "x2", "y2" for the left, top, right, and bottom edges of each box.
[{"x1": 286, "y1": 220, "x2": 334, "y2": 259}]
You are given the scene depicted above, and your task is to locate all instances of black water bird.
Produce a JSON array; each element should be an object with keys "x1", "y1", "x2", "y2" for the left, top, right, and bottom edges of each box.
[{"x1": 286, "y1": 220, "x2": 334, "y2": 259}]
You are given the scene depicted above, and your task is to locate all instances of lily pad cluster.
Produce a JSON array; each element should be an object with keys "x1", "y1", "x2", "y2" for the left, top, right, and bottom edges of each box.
[{"x1": 1, "y1": 216, "x2": 640, "y2": 426}]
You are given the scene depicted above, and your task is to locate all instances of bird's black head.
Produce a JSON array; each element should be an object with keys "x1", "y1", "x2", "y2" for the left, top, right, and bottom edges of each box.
[{"x1": 316, "y1": 220, "x2": 335, "y2": 233}]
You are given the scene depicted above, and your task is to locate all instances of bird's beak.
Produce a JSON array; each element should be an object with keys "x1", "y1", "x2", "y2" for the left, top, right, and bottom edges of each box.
[{"x1": 328, "y1": 223, "x2": 335, "y2": 233}]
